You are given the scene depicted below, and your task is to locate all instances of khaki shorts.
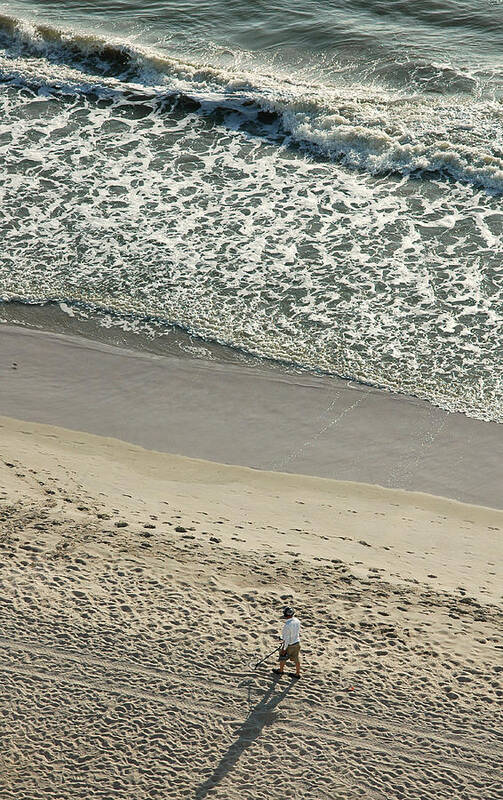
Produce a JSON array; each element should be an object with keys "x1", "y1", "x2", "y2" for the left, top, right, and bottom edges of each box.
[{"x1": 280, "y1": 643, "x2": 300, "y2": 664}]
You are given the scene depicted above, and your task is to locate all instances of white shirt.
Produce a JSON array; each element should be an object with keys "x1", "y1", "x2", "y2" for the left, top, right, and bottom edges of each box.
[{"x1": 282, "y1": 617, "x2": 301, "y2": 647}]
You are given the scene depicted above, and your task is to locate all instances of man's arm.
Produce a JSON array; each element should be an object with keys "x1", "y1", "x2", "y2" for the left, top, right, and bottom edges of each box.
[{"x1": 280, "y1": 622, "x2": 288, "y2": 654}]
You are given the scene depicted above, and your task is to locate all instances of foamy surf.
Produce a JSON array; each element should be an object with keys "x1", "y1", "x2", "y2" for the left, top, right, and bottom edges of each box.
[
  {"x1": 1, "y1": 13, "x2": 502, "y2": 192},
  {"x1": 1, "y1": 10, "x2": 502, "y2": 425}
]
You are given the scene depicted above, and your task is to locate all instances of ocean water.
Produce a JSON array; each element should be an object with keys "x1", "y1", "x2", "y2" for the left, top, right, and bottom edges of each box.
[{"x1": 0, "y1": 0, "x2": 502, "y2": 421}]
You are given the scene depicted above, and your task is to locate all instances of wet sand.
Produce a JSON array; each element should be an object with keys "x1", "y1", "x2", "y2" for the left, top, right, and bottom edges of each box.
[{"x1": 1, "y1": 324, "x2": 502, "y2": 508}]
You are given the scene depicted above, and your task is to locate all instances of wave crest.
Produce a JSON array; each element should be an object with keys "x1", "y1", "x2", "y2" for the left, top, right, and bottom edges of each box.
[{"x1": 1, "y1": 12, "x2": 502, "y2": 192}]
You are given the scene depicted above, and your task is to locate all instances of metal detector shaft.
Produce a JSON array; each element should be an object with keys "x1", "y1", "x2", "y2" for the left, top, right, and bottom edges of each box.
[{"x1": 254, "y1": 645, "x2": 281, "y2": 669}]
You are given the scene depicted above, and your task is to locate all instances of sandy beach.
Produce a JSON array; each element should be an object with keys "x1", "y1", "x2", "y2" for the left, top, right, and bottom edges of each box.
[
  {"x1": 1, "y1": 387, "x2": 502, "y2": 799},
  {"x1": 1, "y1": 0, "x2": 502, "y2": 792},
  {"x1": 2, "y1": 0, "x2": 503, "y2": 793}
]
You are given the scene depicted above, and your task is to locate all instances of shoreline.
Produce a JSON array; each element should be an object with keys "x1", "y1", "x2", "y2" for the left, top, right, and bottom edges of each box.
[
  {"x1": 1, "y1": 413, "x2": 502, "y2": 601},
  {"x1": 1, "y1": 323, "x2": 503, "y2": 509}
]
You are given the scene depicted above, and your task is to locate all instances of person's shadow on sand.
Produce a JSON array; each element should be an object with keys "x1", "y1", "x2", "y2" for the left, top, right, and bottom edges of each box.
[{"x1": 194, "y1": 675, "x2": 295, "y2": 799}]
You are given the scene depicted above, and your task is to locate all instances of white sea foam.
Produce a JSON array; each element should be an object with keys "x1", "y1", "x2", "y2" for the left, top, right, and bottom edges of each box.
[
  {"x1": 1, "y1": 14, "x2": 503, "y2": 191},
  {"x1": 1, "y1": 13, "x2": 502, "y2": 422}
]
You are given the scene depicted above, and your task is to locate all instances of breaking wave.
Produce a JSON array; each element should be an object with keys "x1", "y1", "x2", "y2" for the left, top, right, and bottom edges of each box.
[
  {"x1": 1, "y1": 10, "x2": 502, "y2": 424},
  {"x1": 1, "y1": 13, "x2": 503, "y2": 193}
]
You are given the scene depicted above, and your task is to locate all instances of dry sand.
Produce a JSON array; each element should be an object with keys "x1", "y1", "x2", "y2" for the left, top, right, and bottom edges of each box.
[{"x1": 0, "y1": 414, "x2": 502, "y2": 800}]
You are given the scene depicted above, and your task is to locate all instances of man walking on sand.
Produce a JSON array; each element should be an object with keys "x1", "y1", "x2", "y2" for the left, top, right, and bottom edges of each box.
[{"x1": 273, "y1": 606, "x2": 301, "y2": 679}]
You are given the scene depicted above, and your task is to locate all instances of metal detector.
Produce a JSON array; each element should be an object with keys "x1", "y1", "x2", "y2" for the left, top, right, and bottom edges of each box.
[{"x1": 252, "y1": 645, "x2": 282, "y2": 670}]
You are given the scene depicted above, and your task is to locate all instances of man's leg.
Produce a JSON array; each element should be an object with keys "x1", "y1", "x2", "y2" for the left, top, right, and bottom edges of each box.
[
  {"x1": 294, "y1": 654, "x2": 301, "y2": 677},
  {"x1": 273, "y1": 651, "x2": 286, "y2": 674},
  {"x1": 290, "y1": 644, "x2": 301, "y2": 677}
]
